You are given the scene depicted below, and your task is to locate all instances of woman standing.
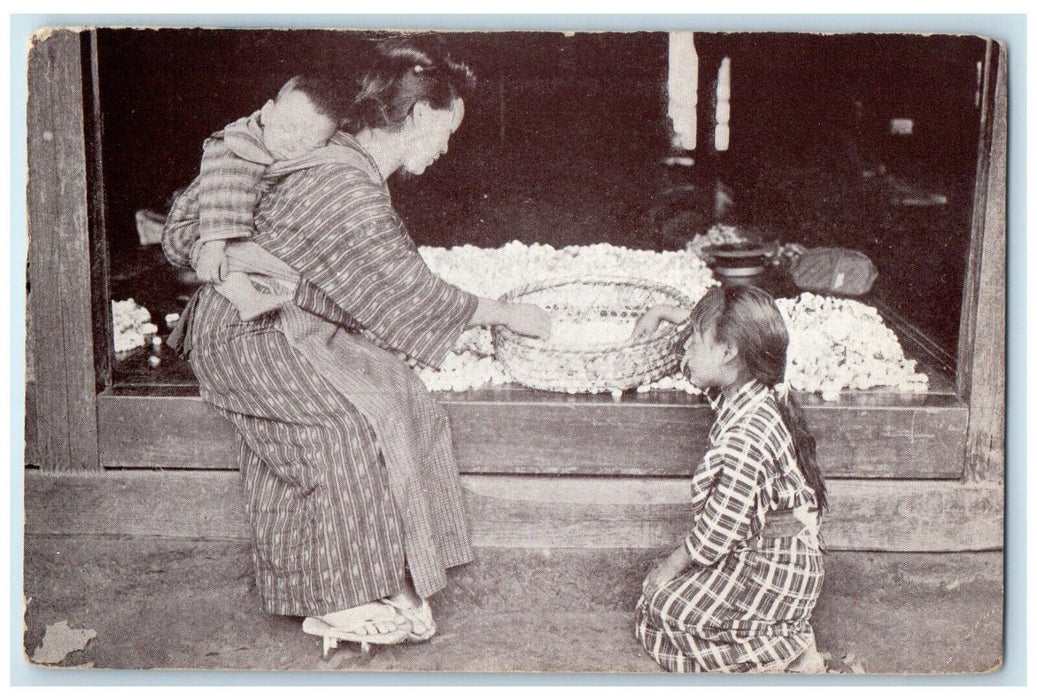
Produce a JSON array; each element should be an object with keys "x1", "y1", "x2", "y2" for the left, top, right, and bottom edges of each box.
[{"x1": 175, "y1": 36, "x2": 549, "y2": 648}]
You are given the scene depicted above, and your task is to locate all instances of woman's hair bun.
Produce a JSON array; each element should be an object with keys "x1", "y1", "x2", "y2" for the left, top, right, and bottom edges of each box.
[{"x1": 343, "y1": 34, "x2": 475, "y2": 133}]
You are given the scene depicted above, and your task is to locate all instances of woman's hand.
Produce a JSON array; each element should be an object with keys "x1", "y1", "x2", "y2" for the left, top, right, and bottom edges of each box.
[
  {"x1": 195, "y1": 240, "x2": 229, "y2": 284},
  {"x1": 504, "y1": 302, "x2": 552, "y2": 339},
  {"x1": 467, "y1": 298, "x2": 550, "y2": 338},
  {"x1": 641, "y1": 545, "x2": 693, "y2": 596}
]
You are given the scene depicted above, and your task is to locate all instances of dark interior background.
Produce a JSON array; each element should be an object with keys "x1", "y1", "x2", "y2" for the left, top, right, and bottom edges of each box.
[{"x1": 94, "y1": 29, "x2": 987, "y2": 379}]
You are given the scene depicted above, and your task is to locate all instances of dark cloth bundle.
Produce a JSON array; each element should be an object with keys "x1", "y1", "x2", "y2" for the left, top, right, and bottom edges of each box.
[{"x1": 791, "y1": 247, "x2": 878, "y2": 296}]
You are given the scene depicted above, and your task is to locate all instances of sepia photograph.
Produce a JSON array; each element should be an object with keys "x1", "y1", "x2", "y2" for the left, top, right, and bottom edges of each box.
[{"x1": 20, "y1": 19, "x2": 1007, "y2": 676}]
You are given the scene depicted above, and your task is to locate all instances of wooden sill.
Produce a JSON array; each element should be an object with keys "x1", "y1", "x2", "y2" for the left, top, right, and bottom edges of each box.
[
  {"x1": 25, "y1": 469, "x2": 1001, "y2": 552},
  {"x1": 96, "y1": 384, "x2": 966, "y2": 479}
]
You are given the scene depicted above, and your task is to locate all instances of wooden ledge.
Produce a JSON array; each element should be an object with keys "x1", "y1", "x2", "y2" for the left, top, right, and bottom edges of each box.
[
  {"x1": 95, "y1": 388, "x2": 967, "y2": 479},
  {"x1": 24, "y1": 470, "x2": 1002, "y2": 552}
]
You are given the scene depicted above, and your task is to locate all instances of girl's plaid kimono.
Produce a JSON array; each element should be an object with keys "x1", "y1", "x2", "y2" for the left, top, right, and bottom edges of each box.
[{"x1": 635, "y1": 381, "x2": 825, "y2": 672}]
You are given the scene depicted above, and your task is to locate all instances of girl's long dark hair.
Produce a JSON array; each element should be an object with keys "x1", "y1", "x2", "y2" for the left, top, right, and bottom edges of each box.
[{"x1": 689, "y1": 285, "x2": 828, "y2": 512}]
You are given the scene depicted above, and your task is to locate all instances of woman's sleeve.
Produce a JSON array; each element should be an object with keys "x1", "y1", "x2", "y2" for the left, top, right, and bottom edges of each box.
[
  {"x1": 683, "y1": 430, "x2": 766, "y2": 567},
  {"x1": 286, "y1": 170, "x2": 478, "y2": 367}
]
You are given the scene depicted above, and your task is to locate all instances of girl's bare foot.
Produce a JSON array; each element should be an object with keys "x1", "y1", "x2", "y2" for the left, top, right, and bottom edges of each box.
[{"x1": 786, "y1": 639, "x2": 826, "y2": 674}]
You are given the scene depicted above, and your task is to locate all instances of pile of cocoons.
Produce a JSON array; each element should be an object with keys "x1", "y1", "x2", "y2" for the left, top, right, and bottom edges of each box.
[
  {"x1": 415, "y1": 241, "x2": 717, "y2": 394},
  {"x1": 111, "y1": 299, "x2": 158, "y2": 354},
  {"x1": 685, "y1": 223, "x2": 747, "y2": 258},
  {"x1": 778, "y1": 293, "x2": 929, "y2": 400},
  {"x1": 412, "y1": 241, "x2": 929, "y2": 400}
]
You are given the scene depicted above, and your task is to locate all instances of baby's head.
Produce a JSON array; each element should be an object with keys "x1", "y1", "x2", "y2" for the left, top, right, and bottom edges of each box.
[
  {"x1": 680, "y1": 285, "x2": 789, "y2": 390},
  {"x1": 260, "y1": 74, "x2": 351, "y2": 160}
]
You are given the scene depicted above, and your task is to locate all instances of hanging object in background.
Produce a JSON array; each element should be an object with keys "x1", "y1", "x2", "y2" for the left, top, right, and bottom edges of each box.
[
  {"x1": 888, "y1": 117, "x2": 914, "y2": 136},
  {"x1": 667, "y1": 32, "x2": 698, "y2": 151},
  {"x1": 714, "y1": 56, "x2": 731, "y2": 152},
  {"x1": 884, "y1": 175, "x2": 949, "y2": 207},
  {"x1": 790, "y1": 247, "x2": 879, "y2": 297},
  {"x1": 135, "y1": 209, "x2": 166, "y2": 246},
  {"x1": 714, "y1": 179, "x2": 735, "y2": 219}
]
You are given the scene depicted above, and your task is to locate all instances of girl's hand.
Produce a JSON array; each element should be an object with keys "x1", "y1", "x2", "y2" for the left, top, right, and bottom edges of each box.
[
  {"x1": 505, "y1": 303, "x2": 552, "y2": 339},
  {"x1": 195, "y1": 240, "x2": 229, "y2": 284},
  {"x1": 631, "y1": 305, "x2": 692, "y2": 340},
  {"x1": 641, "y1": 546, "x2": 692, "y2": 596},
  {"x1": 642, "y1": 560, "x2": 680, "y2": 596},
  {"x1": 630, "y1": 306, "x2": 663, "y2": 339}
]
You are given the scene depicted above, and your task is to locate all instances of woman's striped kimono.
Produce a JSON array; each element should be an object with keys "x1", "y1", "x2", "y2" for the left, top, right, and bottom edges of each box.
[
  {"x1": 185, "y1": 148, "x2": 478, "y2": 617},
  {"x1": 635, "y1": 381, "x2": 825, "y2": 673}
]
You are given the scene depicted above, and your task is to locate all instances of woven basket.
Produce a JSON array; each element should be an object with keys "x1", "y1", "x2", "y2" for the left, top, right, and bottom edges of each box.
[{"x1": 492, "y1": 276, "x2": 695, "y2": 393}]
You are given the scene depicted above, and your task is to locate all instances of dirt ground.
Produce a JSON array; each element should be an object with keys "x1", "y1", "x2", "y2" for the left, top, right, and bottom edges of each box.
[{"x1": 21, "y1": 536, "x2": 1002, "y2": 676}]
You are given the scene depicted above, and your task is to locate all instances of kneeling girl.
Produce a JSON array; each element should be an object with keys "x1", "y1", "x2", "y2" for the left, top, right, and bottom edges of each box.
[{"x1": 632, "y1": 285, "x2": 827, "y2": 673}]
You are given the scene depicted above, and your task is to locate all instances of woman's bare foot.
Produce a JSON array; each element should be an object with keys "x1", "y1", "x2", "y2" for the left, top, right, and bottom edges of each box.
[
  {"x1": 386, "y1": 579, "x2": 424, "y2": 609},
  {"x1": 319, "y1": 601, "x2": 405, "y2": 634},
  {"x1": 381, "y1": 592, "x2": 436, "y2": 642}
]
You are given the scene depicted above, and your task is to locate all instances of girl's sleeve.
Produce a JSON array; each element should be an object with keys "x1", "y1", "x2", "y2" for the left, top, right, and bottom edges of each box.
[
  {"x1": 284, "y1": 168, "x2": 478, "y2": 368},
  {"x1": 683, "y1": 430, "x2": 767, "y2": 567}
]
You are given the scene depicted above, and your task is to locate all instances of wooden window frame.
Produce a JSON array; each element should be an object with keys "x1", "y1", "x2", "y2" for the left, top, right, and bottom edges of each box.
[{"x1": 25, "y1": 30, "x2": 1005, "y2": 498}]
